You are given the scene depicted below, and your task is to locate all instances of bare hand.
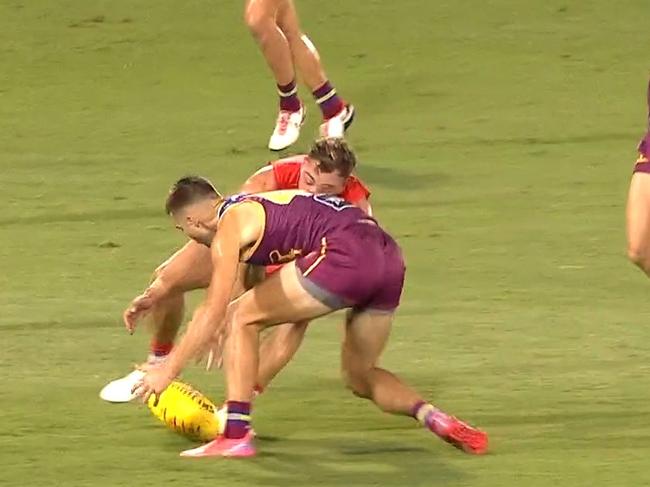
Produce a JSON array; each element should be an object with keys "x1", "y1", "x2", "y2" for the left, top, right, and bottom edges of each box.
[
  {"x1": 123, "y1": 292, "x2": 155, "y2": 334},
  {"x1": 131, "y1": 363, "x2": 175, "y2": 405},
  {"x1": 205, "y1": 326, "x2": 227, "y2": 371}
]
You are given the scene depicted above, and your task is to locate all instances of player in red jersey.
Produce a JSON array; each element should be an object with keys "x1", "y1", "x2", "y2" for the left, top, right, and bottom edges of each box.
[
  {"x1": 100, "y1": 141, "x2": 371, "y2": 402},
  {"x1": 627, "y1": 79, "x2": 650, "y2": 274},
  {"x1": 244, "y1": 0, "x2": 355, "y2": 150}
]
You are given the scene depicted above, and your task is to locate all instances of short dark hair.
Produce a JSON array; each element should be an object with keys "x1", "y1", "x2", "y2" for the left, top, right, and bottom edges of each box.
[
  {"x1": 165, "y1": 176, "x2": 221, "y2": 214},
  {"x1": 308, "y1": 138, "x2": 357, "y2": 178}
]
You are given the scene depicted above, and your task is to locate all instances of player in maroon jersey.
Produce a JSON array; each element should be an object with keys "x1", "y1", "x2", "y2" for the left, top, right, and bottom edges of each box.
[
  {"x1": 133, "y1": 140, "x2": 488, "y2": 458},
  {"x1": 101, "y1": 141, "x2": 370, "y2": 403}
]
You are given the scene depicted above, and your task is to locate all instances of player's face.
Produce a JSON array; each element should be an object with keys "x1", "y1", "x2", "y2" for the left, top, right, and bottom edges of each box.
[
  {"x1": 171, "y1": 203, "x2": 217, "y2": 247},
  {"x1": 299, "y1": 157, "x2": 347, "y2": 196}
]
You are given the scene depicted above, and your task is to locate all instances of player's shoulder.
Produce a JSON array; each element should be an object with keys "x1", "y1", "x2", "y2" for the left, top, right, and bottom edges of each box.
[
  {"x1": 271, "y1": 155, "x2": 307, "y2": 170},
  {"x1": 341, "y1": 174, "x2": 371, "y2": 202},
  {"x1": 251, "y1": 189, "x2": 311, "y2": 206},
  {"x1": 217, "y1": 193, "x2": 255, "y2": 219},
  {"x1": 270, "y1": 155, "x2": 307, "y2": 190}
]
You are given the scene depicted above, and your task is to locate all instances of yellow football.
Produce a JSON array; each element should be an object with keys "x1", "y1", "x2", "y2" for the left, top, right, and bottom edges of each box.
[{"x1": 147, "y1": 380, "x2": 223, "y2": 441}]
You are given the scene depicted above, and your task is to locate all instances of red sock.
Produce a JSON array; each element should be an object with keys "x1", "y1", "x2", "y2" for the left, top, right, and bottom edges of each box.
[{"x1": 149, "y1": 340, "x2": 173, "y2": 358}]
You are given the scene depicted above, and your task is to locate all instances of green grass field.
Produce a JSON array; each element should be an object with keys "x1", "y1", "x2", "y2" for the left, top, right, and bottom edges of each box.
[{"x1": 2, "y1": 1, "x2": 649, "y2": 485}]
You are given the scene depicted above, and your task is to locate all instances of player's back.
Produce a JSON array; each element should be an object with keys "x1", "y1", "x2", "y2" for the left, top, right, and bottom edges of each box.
[{"x1": 218, "y1": 190, "x2": 374, "y2": 266}]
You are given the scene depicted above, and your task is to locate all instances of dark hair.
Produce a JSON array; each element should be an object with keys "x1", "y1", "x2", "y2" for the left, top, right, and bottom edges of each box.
[
  {"x1": 165, "y1": 176, "x2": 221, "y2": 214},
  {"x1": 308, "y1": 138, "x2": 357, "y2": 178}
]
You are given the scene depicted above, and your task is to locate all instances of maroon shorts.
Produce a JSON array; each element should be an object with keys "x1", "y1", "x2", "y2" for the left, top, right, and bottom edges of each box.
[
  {"x1": 295, "y1": 222, "x2": 405, "y2": 311},
  {"x1": 633, "y1": 131, "x2": 650, "y2": 173}
]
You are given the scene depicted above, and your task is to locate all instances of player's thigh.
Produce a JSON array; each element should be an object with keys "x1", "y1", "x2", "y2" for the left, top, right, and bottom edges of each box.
[
  {"x1": 276, "y1": 0, "x2": 301, "y2": 36},
  {"x1": 341, "y1": 310, "x2": 394, "y2": 376},
  {"x1": 154, "y1": 240, "x2": 212, "y2": 291},
  {"x1": 230, "y1": 261, "x2": 333, "y2": 329},
  {"x1": 626, "y1": 172, "x2": 650, "y2": 255},
  {"x1": 244, "y1": 0, "x2": 285, "y2": 25}
]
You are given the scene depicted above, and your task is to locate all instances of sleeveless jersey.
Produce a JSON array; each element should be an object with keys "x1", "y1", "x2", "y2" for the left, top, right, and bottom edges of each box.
[{"x1": 217, "y1": 190, "x2": 374, "y2": 266}]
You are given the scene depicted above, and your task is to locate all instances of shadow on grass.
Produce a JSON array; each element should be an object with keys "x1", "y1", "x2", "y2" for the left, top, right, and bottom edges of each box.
[{"x1": 246, "y1": 435, "x2": 466, "y2": 487}]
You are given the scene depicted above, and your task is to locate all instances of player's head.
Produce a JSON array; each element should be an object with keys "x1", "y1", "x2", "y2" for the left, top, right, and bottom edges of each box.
[
  {"x1": 300, "y1": 137, "x2": 357, "y2": 195},
  {"x1": 165, "y1": 176, "x2": 222, "y2": 246}
]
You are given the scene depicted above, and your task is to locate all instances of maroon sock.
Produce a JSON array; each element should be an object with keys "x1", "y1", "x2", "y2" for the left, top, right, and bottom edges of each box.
[
  {"x1": 313, "y1": 81, "x2": 344, "y2": 120},
  {"x1": 278, "y1": 80, "x2": 301, "y2": 112},
  {"x1": 224, "y1": 401, "x2": 251, "y2": 439},
  {"x1": 412, "y1": 401, "x2": 451, "y2": 436}
]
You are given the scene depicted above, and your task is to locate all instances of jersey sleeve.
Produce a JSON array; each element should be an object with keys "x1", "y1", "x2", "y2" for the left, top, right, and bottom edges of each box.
[
  {"x1": 271, "y1": 159, "x2": 303, "y2": 190},
  {"x1": 341, "y1": 175, "x2": 371, "y2": 203}
]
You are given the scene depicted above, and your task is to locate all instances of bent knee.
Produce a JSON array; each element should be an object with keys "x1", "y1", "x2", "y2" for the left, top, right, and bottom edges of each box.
[
  {"x1": 230, "y1": 306, "x2": 265, "y2": 332},
  {"x1": 292, "y1": 320, "x2": 309, "y2": 333},
  {"x1": 278, "y1": 24, "x2": 303, "y2": 43},
  {"x1": 341, "y1": 367, "x2": 371, "y2": 399},
  {"x1": 244, "y1": 3, "x2": 276, "y2": 36}
]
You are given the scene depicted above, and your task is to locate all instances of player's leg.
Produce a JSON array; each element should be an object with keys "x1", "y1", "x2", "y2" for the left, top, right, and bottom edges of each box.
[
  {"x1": 100, "y1": 241, "x2": 214, "y2": 402},
  {"x1": 147, "y1": 240, "x2": 214, "y2": 354},
  {"x1": 256, "y1": 320, "x2": 309, "y2": 391},
  {"x1": 627, "y1": 157, "x2": 650, "y2": 275},
  {"x1": 341, "y1": 309, "x2": 487, "y2": 455},
  {"x1": 225, "y1": 262, "x2": 334, "y2": 403},
  {"x1": 244, "y1": 0, "x2": 305, "y2": 150},
  {"x1": 340, "y1": 310, "x2": 420, "y2": 414},
  {"x1": 276, "y1": 0, "x2": 355, "y2": 137},
  {"x1": 181, "y1": 262, "x2": 336, "y2": 458},
  {"x1": 146, "y1": 245, "x2": 258, "y2": 355},
  {"x1": 626, "y1": 172, "x2": 650, "y2": 274}
]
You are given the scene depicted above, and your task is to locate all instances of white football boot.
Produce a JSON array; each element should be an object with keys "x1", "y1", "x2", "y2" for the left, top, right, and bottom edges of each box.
[
  {"x1": 99, "y1": 369, "x2": 145, "y2": 403},
  {"x1": 268, "y1": 105, "x2": 306, "y2": 151},
  {"x1": 319, "y1": 104, "x2": 355, "y2": 139},
  {"x1": 99, "y1": 355, "x2": 167, "y2": 403}
]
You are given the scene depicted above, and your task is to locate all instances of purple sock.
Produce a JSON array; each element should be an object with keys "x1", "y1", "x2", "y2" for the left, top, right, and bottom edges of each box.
[
  {"x1": 313, "y1": 81, "x2": 344, "y2": 120},
  {"x1": 412, "y1": 401, "x2": 451, "y2": 436},
  {"x1": 224, "y1": 401, "x2": 251, "y2": 439},
  {"x1": 278, "y1": 80, "x2": 301, "y2": 112}
]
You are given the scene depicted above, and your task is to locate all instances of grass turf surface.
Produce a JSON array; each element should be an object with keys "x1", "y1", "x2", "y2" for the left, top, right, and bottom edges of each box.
[{"x1": 1, "y1": 0, "x2": 650, "y2": 485}]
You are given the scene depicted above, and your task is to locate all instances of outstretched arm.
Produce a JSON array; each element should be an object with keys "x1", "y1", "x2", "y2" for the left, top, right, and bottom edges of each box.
[
  {"x1": 240, "y1": 165, "x2": 278, "y2": 194},
  {"x1": 164, "y1": 215, "x2": 243, "y2": 378},
  {"x1": 133, "y1": 203, "x2": 264, "y2": 402}
]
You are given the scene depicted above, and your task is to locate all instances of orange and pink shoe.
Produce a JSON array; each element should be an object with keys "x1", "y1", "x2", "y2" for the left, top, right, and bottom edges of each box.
[
  {"x1": 433, "y1": 415, "x2": 488, "y2": 455},
  {"x1": 180, "y1": 431, "x2": 256, "y2": 458}
]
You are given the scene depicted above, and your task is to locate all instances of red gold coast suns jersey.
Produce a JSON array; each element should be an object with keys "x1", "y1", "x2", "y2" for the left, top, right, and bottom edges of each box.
[{"x1": 271, "y1": 155, "x2": 371, "y2": 203}]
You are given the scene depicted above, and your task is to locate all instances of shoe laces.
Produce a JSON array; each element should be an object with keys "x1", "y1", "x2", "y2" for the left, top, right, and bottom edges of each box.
[{"x1": 276, "y1": 111, "x2": 291, "y2": 135}]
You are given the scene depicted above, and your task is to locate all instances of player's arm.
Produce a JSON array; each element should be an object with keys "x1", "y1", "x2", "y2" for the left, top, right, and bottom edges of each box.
[
  {"x1": 164, "y1": 203, "x2": 264, "y2": 377},
  {"x1": 239, "y1": 165, "x2": 279, "y2": 194}
]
